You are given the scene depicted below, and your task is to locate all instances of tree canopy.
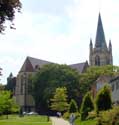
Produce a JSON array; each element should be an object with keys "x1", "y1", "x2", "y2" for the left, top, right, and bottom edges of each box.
[
  {"x1": 79, "y1": 65, "x2": 119, "y2": 96},
  {"x1": 0, "y1": 91, "x2": 19, "y2": 115},
  {"x1": 95, "y1": 84, "x2": 112, "y2": 112},
  {"x1": 69, "y1": 99, "x2": 78, "y2": 113},
  {"x1": 80, "y1": 92, "x2": 94, "y2": 120},
  {"x1": 31, "y1": 63, "x2": 80, "y2": 112},
  {"x1": 50, "y1": 87, "x2": 69, "y2": 112},
  {"x1": 0, "y1": 0, "x2": 21, "y2": 33}
]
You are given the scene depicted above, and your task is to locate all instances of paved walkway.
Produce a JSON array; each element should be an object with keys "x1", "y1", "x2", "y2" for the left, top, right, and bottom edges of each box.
[{"x1": 50, "y1": 117, "x2": 70, "y2": 125}]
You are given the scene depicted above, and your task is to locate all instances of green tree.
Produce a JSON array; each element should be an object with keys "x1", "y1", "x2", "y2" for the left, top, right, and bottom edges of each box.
[
  {"x1": 80, "y1": 92, "x2": 94, "y2": 121},
  {"x1": 31, "y1": 64, "x2": 80, "y2": 112},
  {"x1": 69, "y1": 99, "x2": 78, "y2": 113},
  {"x1": 50, "y1": 87, "x2": 69, "y2": 112},
  {"x1": 79, "y1": 65, "x2": 119, "y2": 96},
  {"x1": 95, "y1": 84, "x2": 112, "y2": 113},
  {"x1": 0, "y1": 91, "x2": 19, "y2": 117},
  {"x1": 0, "y1": 0, "x2": 21, "y2": 33}
]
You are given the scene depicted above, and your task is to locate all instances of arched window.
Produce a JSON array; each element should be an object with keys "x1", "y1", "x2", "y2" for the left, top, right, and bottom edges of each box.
[
  {"x1": 95, "y1": 55, "x2": 100, "y2": 66},
  {"x1": 20, "y1": 75, "x2": 23, "y2": 94}
]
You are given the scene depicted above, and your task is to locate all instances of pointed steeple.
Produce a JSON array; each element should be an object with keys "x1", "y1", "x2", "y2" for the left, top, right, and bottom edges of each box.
[
  {"x1": 90, "y1": 38, "x2": 93, "y2": 46},
  {"x1": 95, "y1": 13, "x2": 107, "y2": 49}
]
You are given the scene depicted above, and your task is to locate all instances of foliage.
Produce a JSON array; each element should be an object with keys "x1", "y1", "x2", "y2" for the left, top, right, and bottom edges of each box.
[
  {"x1": 0, "y1": 84, "x2": 5, "y2": 91},
  {"x1": 50, "y1": 87, "x2": 69, "y2": 112},
  {"x1": 0, "y1": 91, "x2": 19, "y2": 115},
  {"x1": 69, "y1": 99, "x2": 78, "y2": 113},
  {"x1": 10, "y1": 100, "x2": 20, "y2": 113},
  {"x1": 0, "y1": 0, "x2": 21, "y2": 33},
  {"x1": 96, "y1": 106, "x2": 119, "y2": 125},
  {"x1": 95, "y1": 84, "x2": 112, "y2": 112},
  {"x1": 79, "y1": 65, "x2": 119, "y2": 96},
  {"x1": 80, "y1": 92, "x2": 94, "y2": 121},
  {"x1": 87, "y1": 111, "x2": 97, "y2": 120},
  {"x1": 63, "y1": 111, "x2": 80, "y2": 120},
  {"x1": 31, "y1": 64, "x2": 80, "y2": 112},
  {"x1": 63, "y1": 111, "x2": 70, "y2": 119},
  {"x1": 75, "y1": 118, "x2": 97, "y2": 125}
]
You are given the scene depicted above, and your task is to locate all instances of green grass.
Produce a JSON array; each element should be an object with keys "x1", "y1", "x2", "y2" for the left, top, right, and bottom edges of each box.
[
  {"x1": 75, "y1": 118, "x2": 97, "y2": 125},
  {"x1": 0, "y1": 115, "x2": 51, "y2": 125}
]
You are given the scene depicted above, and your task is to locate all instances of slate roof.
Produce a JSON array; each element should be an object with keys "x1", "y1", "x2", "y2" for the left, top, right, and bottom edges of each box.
[
  {"x1": 20, "y1": 56, "x2": 52, "y2": 72},
  {"x1": 69, "y1": 61, "x2": 88, "y2": 73},
  {"x1": 95, "y1": 13, "x2": 107, "y2": 49},
  {"x1": 19, "y1": 56, "x2": 88, "y2": 73}
]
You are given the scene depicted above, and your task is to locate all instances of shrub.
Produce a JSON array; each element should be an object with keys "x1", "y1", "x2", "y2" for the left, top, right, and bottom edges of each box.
[
  {"x1": 87, "y1": 111, "x2": 97, "y2": 120},
  {"x1": 96, "y1": 106, "x2": 119, "y2": 125},
  {"x1": 63, "y1": 112, "x2": 70, "y2": 119},
  {"x1": 95, "y1": 84, "x2": 112, "y2": 113},
  {"x1": 69, "y1": 99, "x2": 78, "y2": 113},
  {"x1": 63, "y1": 112, "x2": 80, "y2": 120},
  {"x1": 80, "y1": 92, "x2": 94, "y2": 121}
]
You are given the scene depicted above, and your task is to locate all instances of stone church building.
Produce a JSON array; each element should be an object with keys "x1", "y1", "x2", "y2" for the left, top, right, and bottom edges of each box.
[
  {"x1": 14, "y1": 13, "x2": 113, "y2": 112},
  {"x1": 89, "y1": 13, "x2": 113, "y2": 66}
]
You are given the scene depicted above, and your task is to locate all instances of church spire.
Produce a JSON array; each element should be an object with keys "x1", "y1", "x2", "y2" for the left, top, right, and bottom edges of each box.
[{"x1": 95, "y1": 13, "x2": 107, "y2": 49}]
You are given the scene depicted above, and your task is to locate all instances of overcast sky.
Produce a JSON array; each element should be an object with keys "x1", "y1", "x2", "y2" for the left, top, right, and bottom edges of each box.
[{"x1": 0, "y1": 0, "x2": 119, "y2": 84}]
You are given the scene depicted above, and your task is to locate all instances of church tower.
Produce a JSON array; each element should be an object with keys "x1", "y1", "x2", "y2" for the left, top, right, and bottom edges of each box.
[{"x1": 89, "y1": 13, "x2": 113, "y2": 66}]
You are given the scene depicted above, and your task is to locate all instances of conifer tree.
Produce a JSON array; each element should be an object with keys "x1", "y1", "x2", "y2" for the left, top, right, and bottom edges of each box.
[
  {"x1": 95, "y1": 84, "x2": 112, "y2": 113},
  {"x1": 50, "y1": 87, "x2": 69, "y2": 112},
  {"x1": 69, "y1": 99, "x2": 78, "y2": 113},
  {"x1": 80, "y1": 92, "x2": 94, "y2": 120}
]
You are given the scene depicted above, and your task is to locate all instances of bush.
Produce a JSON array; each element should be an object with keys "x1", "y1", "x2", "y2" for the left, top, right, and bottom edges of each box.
[
  {"x1": 69, "y1": 99, "x2": 78, "y2": 113},
  {"x1": 96, "y1": 106, "x2": 119, "y2": 125},
  {"x1": 63, "y1": 112, "x2": 70, "y2": 119},
  {"x1": 80, "y1": 92, "x2": 94, "y2": 121},
  {"x1": 63, "y1": 112, "x2": 80, "y2": 120},
  {"x1": 95, "y1": 84, "x2": 112, "y2": 113},
  {"x1": 87, "y1": 111, "x2": 97, "y2": 120}
]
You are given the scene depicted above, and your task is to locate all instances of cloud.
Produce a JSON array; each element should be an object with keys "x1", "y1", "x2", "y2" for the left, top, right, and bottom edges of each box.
[
  {"x1": 22, "y1": 0, "x2": 77, "y2": 16},
  {"x1": 1, "y1": 0, "x2": 119, "y2": 84}
]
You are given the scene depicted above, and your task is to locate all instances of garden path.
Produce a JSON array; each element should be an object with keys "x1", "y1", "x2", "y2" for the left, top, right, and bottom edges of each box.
[{"x1": 50, "y1": 117, "x2": 70, "y2": 125}]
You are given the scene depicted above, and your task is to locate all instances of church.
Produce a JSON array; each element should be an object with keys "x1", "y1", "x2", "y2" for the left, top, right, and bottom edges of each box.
[{"x1": 14, "y1": 13, "x2": 113, "y2": 112}]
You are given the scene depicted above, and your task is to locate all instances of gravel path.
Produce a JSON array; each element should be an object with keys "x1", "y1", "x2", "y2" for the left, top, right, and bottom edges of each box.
[{"x1": 50, "y1": 117, "x2": 70, "y2": 125}]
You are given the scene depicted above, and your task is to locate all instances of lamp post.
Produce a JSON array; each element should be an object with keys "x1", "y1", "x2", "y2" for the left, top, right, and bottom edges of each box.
[{"x1": 23, "y1": 72, "x2": 27, "y2": 112}]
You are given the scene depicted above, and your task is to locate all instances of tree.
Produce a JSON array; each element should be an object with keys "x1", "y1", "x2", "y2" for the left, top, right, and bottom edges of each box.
[
  {"x1": 69, "y1": 99, "x2": 78, "y2": 113},
  {"x1": 95, "y1": 84, "x2": 112, "y2": 113},
  {"x1": 0, "y1": 0, "x2": 21, "y2": 33},
  {"x1": 0, "y1": 91, "x2": 19, "y2": 117},
  {"x1": 79, "y1": 65, "x2": 119, "y2": 96},
  {"x1": 0, "y1": 84, "x2": 5, "y2": 90},
  {"x1": 80, "y1": 92, "x2": 94, "y2": 121},
  {"x1": 50, "y1": 87, "x2": 69, "y2": 113},
  {"x1": 31, "y1": 64, "x2": 80, "y2": 112}
]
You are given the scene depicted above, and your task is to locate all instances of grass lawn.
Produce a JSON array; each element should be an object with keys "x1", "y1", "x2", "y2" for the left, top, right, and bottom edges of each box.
[
  {"x1": 75, "y1": 118, "x2": 97, "y2": 125},
  {"x1": 0, "y1": 115, "x2": 52, "y2": 125}
]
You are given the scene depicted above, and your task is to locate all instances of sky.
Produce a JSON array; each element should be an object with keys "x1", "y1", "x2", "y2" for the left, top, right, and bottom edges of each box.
[{"x1": 0, "y1": 0, "x2": 119, "y2": 84}]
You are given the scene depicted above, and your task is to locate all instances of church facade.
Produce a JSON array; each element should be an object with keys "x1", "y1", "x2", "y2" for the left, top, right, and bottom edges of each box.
[
  {"x1": 15, "y1": 57, "x2": 88, "y2": 112},
  {"x1": 14, "y1": 13, "x2": 113, "y2": 112}
]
